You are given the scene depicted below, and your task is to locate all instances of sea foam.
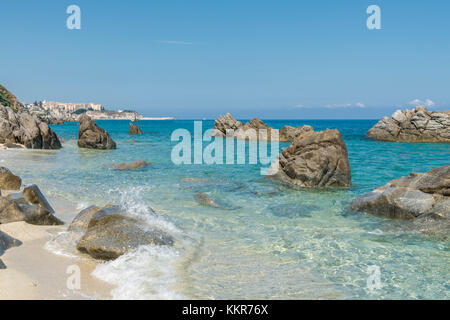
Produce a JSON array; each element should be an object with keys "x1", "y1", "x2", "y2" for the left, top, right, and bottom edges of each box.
[{"x1": 93, "y1": 187, "x2": 193, "y2": 299}]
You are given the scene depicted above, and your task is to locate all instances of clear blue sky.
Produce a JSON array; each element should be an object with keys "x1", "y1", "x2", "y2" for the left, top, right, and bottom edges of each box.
[{"x1": 2, "y1": 0, "x2": 450, "y2": 119}]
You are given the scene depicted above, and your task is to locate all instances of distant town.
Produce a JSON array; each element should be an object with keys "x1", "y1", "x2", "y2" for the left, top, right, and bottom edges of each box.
[{"x1": 23, "y1": 100, "x2": 174, "y2": 123}]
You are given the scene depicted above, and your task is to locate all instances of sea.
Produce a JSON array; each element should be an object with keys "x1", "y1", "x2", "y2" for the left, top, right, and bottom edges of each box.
[{"x1": 1, "y1": 119, "x2": 449, "y2": 299}]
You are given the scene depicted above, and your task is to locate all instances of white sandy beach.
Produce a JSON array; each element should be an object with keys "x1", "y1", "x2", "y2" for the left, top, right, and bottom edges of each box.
[{"x1": 0, "y1": 194, "x2": 114, "y2": 300}]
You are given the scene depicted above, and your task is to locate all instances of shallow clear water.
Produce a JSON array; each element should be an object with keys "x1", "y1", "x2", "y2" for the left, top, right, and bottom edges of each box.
[{"x1": 1, "y1": 120, "x2": 449, "y2": 299}]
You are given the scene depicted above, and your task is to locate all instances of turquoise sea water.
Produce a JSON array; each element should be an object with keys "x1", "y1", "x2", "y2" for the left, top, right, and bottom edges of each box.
[{"x1": 1, "y1": 120, "x2": 449, "y2": 299}]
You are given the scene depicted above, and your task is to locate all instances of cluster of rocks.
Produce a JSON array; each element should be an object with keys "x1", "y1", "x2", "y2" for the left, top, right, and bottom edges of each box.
[
  {"x1": 211, "y1": 114, "x2": 276, "y2": 141},
  {"x1": 268, "y1": 129, "x2": 352, "y2": 187},
  {"x1": 0, "y1": 104, "x2": 62, "y2": 149},
  {"x1": 367, "y1": 106, "x2": 450, "y2": 142},
  {"x1": 352, "y1": 165, "x2": 449, "y2": 238},
  {"x1": 129, "y1": 122, "x2": 142, "y2": 135},
  {"x1": 78, "y1": 114, "x2": 116, "y2": 150},
  {"x1": 69, "y1": 205, "x2": 174, "y2": 260},
  {"x1": 0, "y1": 183, "x2": 63, "y2": 226},
  {"x1": 352, "y1": 165, "x2": 449, "y2": 219},
  {"x1": 211, "y1": 113, "x2": 313, "y2": 142}
]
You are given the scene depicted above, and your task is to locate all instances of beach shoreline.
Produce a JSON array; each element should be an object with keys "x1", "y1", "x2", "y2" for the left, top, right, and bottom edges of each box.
[{"x1": 0, "y1": 192, "x2": 114, "y2": 300}]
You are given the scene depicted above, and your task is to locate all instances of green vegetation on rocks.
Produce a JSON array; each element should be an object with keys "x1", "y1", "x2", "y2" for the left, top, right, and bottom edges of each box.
[{"x1": 0, "y1": 85, "x2": 21, "y2": 110}]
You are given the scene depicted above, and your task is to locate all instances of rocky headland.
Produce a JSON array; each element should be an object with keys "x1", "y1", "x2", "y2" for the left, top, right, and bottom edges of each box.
[{"x1": 367, "y1": 106, "x2": 450, "y2": 142}]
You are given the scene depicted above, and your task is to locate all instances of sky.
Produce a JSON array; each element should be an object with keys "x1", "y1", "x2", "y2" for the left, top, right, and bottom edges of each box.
[{"x1": 1, "y1": 0, "x2": 450, "y2": 119}]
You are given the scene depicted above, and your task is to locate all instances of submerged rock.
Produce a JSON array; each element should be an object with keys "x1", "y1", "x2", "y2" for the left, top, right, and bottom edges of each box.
[
  {"x1": 367, "y1": 106, "x2": 450, "y2": 142},
  {"x1": 72, "y1": 205, "x2": 174, "y2": 260},
  {"x1": 110, "y1": 160, "x2": 151, "y2": 170},
  {"x1": 269, "y1": 129, "x2": 351, "y2": 187},
  {"x1": 0, "y1": 104, "x2": 62, "y2": 149},
  {"x1": 0, "y1": 167, "x2": 22, "y2": 191},
  {"x1": 195, "y1": 193, "x2": 237, "y2": 210},
  {"x1": 279, "y1": 125, "x2": 314, "y2": 142},
  {"x1": 129, "y1": 122, "x2": 142, "y2": 135},
  {"x1": 77, "y1": 114, "x2": 116, "y2": 150},
  {"x1": 0, "y1": 185, "x2": 63, "y2": 225},
  {"x1": 352, "y1": 165, "x2": 450, "y2": 220}
]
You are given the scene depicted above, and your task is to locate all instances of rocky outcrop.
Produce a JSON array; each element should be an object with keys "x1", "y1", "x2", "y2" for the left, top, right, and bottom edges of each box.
[
  {"x1": 269, "y1": 129, "x2": 351, "y2": 187},
  {"x1": 0, "y1": 185, "x2": 63, "y2": 225},
  {"x1": 77, "y1": 114, "x2": 116, "y2": 150},
  {"x1": 129, "y1": 122, "x2": 142, "y2": 135},
  {"x1": 0, "y1": 230, "x2": 21, "y2": 269},
  {"x1": 110, "y1": 160, "x2": 151, "y2": 170},
  {"x1": 212, "y1": 113, "x2": 314, "y2": 142},
  {"x1": 212, "y1": 113, "x2": 278, "y2": 141},
  {"x1": 367, "y1": 106, "x2": 450, "y2": 142},
  {"x1": 0, "y1": 104, "x2": 62, "y2": 149},
  {"x1": 0, "y1": 167, "x2": 22, "y2": 191},
  {"x1": 352, "y1": 165, "x2": 449, "y2": 220},
  {"x1": 70, "y1": 205, "x2": 173, "y2": 260},
  {"x1": 211, "y1": 113, "x2": 244, "y2": 137},
  {"x1": 279, "y1": 125, "x2": 314, "y2": 142}
]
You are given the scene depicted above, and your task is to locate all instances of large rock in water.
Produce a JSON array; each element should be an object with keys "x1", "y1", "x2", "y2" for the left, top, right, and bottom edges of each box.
[
  {"x1": 211, "y1": 113, "x2": 244, "y2": 137},
  {"x1": 279, "y1": 125, "x2": 314, "y2": 142},
  {"x1": 0, "y1": 185, "x2": 63, "y2": 225},
  {"x1": 269, "y1": 129, "x2": 351, "y2": 187},
  {"x1": 71, "y1": 205, "x2": 173, "y2": 260},
  {"x1": 212, "y1": 113, "x2": 279, "y2": 141},
  {"x1": 0, "y1": 104, "x2": 62, "y2": 149},
  {"x1": 367, "y1": 106, "x2": 450, "y2": 142},
  {"x1": 129, "y1": 122, "x2": 142, "y2": 135},
  {"x1": 211, "y1": 113, "x2": 313, "y2": 142},
  {"x1": 77, "y1": 114, "x2": 116, "y2": 150},
  {"x1": 0, "y1": 167, "x2": 22, "y2": 191},
  {"x1": 352, "y1": 165, "x2": 450, "y2": 219}
]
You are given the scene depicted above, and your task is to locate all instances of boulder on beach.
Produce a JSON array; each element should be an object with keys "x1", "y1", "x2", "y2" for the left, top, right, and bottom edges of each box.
[
  {"x1": 70, "y1": 205, "x2": 173, "y2": 260},
  {"x1": 77, "y1": 114, "x2": 116, "y2": 150},
  {"x1": 0, "y1": 104, "x2": 62, "y2": 149},
  {"x1": 0, "y1": 230, "x2": 21, "y2": 269},
  {"x1": 129, "y1": 122, "x2": 142, "y2": 135},
  {"x1": 367, "y1": 106, "x2": 450, "y2": 142},
  {"x1": 110, "y1": 160, "x2": 151, "y2": 171},
  {"x1": 0, "y1": 185, "x2": 63, "y2": 225},
  {"x1": 269, "y1": 129, "x2": 351, "y2": 187},
  {"x1": 279, "y1": 125, "x2": 314, "y2": 142},
  {"x1": 0, "y1": 167, "x2": 22, "y2": 191}
]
